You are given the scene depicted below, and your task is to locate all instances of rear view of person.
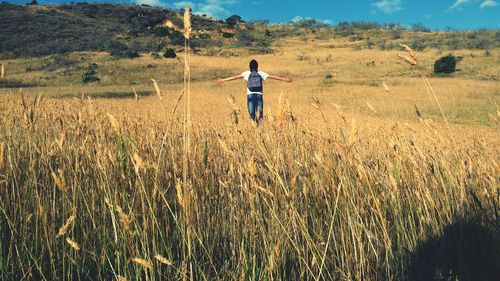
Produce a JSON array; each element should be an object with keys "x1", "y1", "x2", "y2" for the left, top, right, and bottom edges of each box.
[{"x1": 217, "y1": 60, "x2": 292, "y2": 122}]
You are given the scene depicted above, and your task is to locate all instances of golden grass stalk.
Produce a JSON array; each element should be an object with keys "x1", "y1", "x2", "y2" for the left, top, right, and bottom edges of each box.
[
  {"x1": 398, "y1": 43, "x2": 418, "y2": 65},
  {"x1": 0, "y1": 143, "x2": 4, "y2": 170},
  {"x1": 226, "y1": 93, "x2": 241, "y2": 124},
  {"x1": 117, "y1": 276, "x2": 127, "y2": 281},
  {"x1": 151, "y1": 79, "x2": 163, "y2": 100},
  {"x1": 115, "y1": 204, "x2": 131, "y2": 231},
  {"x1": 399, "y1": 43, "x2": 417, "y2": 61},
  {"x1": 132, "y1": 258, "x2": 152, "y2": 270},
  {"x1": 382, "y1": 81, "x2": 390, "y2": 93},
  {"x1": 183, "y1": 6, "x2": 192, "y2": 39},
  {"x1": 132, "y1": 152, "x2": 145, "y2": 174},
  {"x1": 226, "y1": 94, "x2": 240, "y2": 114},
  {"x1": 366, "y1": 101, "x2": 377, "y2": 114},
  {"x1": 56, "y1": 132, "x2": 65, "y2": 149},
  {"x1": 398, "y1": 54, "x2": 418, "y2": 66},
  {"x1": 51, "y1": 169, "x2": 67, "y2": 192},
  {"x1": 56, "y1": 214, "x2": 76, "y2": 238},
  {"x1": 66, "y1": 238, "x2": 80, "y2": 251},
  {"x1": 155, "y1": 255, "x2": 173, "y2": 266},
  {"x1": 422, "y1": 75, "x2": 449, "y2": 129},
  {"x1": 181, "y1": 5, "x2": 192, "y2": 250},
  {"x1": 107, "y1": 114, "x2": 121, "y2": 134},
  {"x1": 248, "y1": 156, "x2": 256, "y2": 177},
  {"x1": 277, "y1": 92, "x2": 287, "y2": 122},
  {"x1": 175, "y1": 180, "x2": 184, "y2": 209},
  {"x1": 132, "y1": 87, "x2": 139, "y2": 101},
  {"x1": 0, "y1": 64, "x2": 4, "y2": 78},
  {"x1": 217, "y1": 136, "x2": 232, "y2": 156}
]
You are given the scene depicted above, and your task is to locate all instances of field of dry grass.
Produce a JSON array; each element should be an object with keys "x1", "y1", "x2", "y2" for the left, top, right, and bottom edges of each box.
[{"x1": 0, "y1": 33, "x2": 499, "y2": 280}]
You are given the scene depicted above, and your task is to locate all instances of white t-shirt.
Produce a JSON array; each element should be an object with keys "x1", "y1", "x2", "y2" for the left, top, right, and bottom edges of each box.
[{"x1": 242, "y1": 71, "x2": 269, "y2": 95}]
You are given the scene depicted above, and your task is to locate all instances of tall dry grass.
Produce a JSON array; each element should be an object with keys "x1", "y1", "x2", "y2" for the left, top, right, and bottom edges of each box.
[
  {"x1": 0, "y1": 20, "x2": 498, "y2": 280},
  {"x1": 0, "y1": 90, "x2": 498, "y2": 280}
]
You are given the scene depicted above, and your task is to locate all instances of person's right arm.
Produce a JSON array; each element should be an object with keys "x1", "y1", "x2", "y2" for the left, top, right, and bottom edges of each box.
[{"x1": 216, "y1": 74, "x2": 243, "y2": 84}]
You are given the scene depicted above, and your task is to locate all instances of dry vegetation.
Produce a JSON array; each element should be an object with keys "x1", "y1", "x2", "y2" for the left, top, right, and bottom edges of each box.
[{"x1": 0, "y1": 12, "x2": 499, "y2": 281}]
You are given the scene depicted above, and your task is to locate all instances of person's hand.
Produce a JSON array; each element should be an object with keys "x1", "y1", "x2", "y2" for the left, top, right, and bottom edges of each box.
[
  {"x1": 216, "y1": 79, "x2": 225, "y2": 84},
  {"x1": 285, "y1": 77, "x2": 293, "y2": 83}
]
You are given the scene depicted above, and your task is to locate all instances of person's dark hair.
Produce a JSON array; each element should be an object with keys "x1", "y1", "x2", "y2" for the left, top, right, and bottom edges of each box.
[{"x1": 249, "y1": 59, "x2": 258, "y2": 71}]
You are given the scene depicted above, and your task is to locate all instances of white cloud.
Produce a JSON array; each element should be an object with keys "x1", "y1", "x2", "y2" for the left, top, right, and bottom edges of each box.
[
  {"x1": 449, "y1": 0, "x2": 471, "y2": 9},
  {"x1": 372, "y1": 0, "x2": 403, "y2": 14},
  {"x1": 172, "y1": 1, "x2": 197, "y2": 9},
  {"x1": 136, "y1": 0, "x2": 166, "y2": 7},
  {"x1": 194, "y1": 0, "x2": 238, "y2": 18},
  {"x1": 480, "y1": 0, "x2": 498, "y2": 8},
  {"x1": 292, "y1": 16, "x2": 332, "y2": 25},
  {"x1": 448, "y1": 0, "x2": 498, "y2": 10}
]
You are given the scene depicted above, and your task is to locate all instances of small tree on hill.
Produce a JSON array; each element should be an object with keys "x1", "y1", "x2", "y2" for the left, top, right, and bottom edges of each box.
[
  {"x1": 81, "y1": 64, "x2": 100, "y2": 83},
  {"x1": 411, "y1": 23, "x2": 430, "y2": 32},
  {"x1": 163, "y1": 48, "x2": 176, "y2": 58},
  {"x1": 226, "y1": 15, "x2": 243, "y2": 27},
  {"x1": 434, "y1": 54, "x2": 460, "y2": 75}
]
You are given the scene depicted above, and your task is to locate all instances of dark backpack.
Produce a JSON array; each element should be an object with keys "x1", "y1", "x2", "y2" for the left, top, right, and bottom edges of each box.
[{"x1": 247, "y1": 71, "x2": 263, "y2": 93}]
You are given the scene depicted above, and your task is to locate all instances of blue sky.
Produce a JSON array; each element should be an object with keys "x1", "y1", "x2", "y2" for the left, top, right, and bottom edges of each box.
[{"x1": 5, "y1": 0, "x2": 500, "y2": 29}]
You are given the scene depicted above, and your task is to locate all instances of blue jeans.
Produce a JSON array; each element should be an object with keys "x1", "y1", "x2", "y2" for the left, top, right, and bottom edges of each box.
[{"x1": 247, "y1": 94, "x2": 263, "y2": 122}]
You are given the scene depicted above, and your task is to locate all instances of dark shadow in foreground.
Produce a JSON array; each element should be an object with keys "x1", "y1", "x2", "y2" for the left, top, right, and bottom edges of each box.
[{"x1": 407, "y1": 220, "x2": 500, "y2": 281}]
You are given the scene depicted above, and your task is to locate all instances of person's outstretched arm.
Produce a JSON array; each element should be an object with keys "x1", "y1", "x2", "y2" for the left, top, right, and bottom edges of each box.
[
  {"x1": 268, "y1": 75, "x2": 293, "y2": 83},
  {"x1": 216, "y1": 74, "x2": 243, "y2": 84}
]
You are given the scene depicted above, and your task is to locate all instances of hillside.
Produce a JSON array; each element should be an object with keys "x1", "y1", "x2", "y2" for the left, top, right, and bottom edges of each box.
[
  {"x1": 2, "y1": 3, "x2": 500, "y2": 59},
  {"x1": 0, "y1": 2, "x2": 225, "y2": 57}
]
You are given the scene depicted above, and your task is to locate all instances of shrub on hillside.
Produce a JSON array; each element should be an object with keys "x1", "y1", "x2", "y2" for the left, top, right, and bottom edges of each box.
[
  {"x1": 225, "y1": 15, "x2": 243, "y2": 27},
  {"x1": 163, "y1": 48, "x2": 176, "y2": 58},
  {"x1": 81, "y1": 64, "x2": 100, "y2": 83},
  {"x1": 169, "y1": 31, "x2": 185, "y2": 46},
  {"x1": 434, "y1": 54, "x2": 460, "y2": 75},
  {"x1": 410, "y1": 38, "x2": 428, "y2": 51},
  {"x1": 191, "y1": 37, "x2": 223, "y2": 49},
  {"x1": 110, "y1": 50, "x2": 140, "y2": 59},
  {"x1": 150, "y1": 52, "x2": 161, "y2": 59},
  {"x1": 153, "y1": 27, "x2": 170, "y2": 37},
  {"x1": 234, "y1": 29, "x2": 254, "y2": 47}
]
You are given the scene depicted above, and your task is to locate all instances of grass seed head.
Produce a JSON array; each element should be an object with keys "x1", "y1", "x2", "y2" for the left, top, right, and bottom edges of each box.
[
  {"x1": 248, "y1": 156, "x2": 256, "y2": 177},
  {"x1": 66, "y1": 238, "x2": 80, "y2": 251},
  {"x1": 107, "y1": 114, "x2": 121, "y2": 134},
  {"x1": 151, "y1": 79, "x2": 163, "y2": 100},
  {"x1": 56, "y1": 214, "x2": 76, "y2": 238},
  {"x1": 383, "y1": 82, "x2": 390, "y2": 93},
  {"x1": 398, "y1": 54, "x2": 418, "y2": 66},
  {"x1": 155, "y1": 255, "x2": 173, "y2": 266},
  {"x1": 183, "y1": 6, "x2": 192, "y2": 39},
  {"x1": 366, "y1": 101, "x2": 377, "y2": 114},
  {"x1": 175, "y1": 180, "x2": 184, "y2": 209},
  {"x1": 52, "y1": 169, "x2": 66, "y2": 192},
  {"x1": 0, "y1": 143, "x2": 4, "y2": 170},
  {"x1": 115, "y1": 204, "x2": 131, "y2": 231},
  {"x1": 132, "y1": 258, "x2": 152, "y2": 270}
]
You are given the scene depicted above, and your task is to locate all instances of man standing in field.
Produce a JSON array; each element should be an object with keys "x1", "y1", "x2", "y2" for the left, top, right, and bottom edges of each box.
[{"x1": 217, "y1": 59, "x2": 293, "y2": 122}]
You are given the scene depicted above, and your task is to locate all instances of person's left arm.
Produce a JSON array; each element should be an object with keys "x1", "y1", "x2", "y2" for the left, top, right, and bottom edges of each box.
[
  {"x1": 216, "y1": 74, "x2": 244, "y2": 84},
  {"x1": 267, "y1": 74, "x2": 293, "y2": 83}
]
